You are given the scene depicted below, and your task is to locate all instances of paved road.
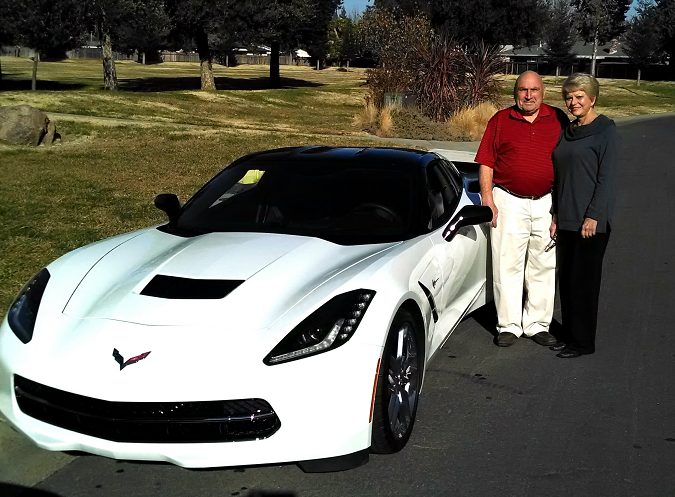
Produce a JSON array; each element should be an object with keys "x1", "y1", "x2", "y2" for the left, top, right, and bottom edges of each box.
[{"x1": 2, "y1": 114, "x2": 674, "y2": 497}]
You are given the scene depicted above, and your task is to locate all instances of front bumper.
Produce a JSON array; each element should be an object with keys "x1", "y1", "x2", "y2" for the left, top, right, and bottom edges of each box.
[{"x1": 0, "y1": 317, "x2": 383, "y2": 469}]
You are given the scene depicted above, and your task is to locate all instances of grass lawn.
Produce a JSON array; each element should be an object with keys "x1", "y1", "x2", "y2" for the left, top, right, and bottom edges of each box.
[
  {"x1": 496, "y1": 74, "x2": 675, "y2": 117},
  {"x1": 1, "y1": 57, "x2": 674, "y2": 312}
]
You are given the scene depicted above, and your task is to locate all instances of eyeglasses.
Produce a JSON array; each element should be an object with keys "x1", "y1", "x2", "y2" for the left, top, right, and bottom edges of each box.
[{"x1": 544, "y1": 236, "x2": 557, "y2": 252}]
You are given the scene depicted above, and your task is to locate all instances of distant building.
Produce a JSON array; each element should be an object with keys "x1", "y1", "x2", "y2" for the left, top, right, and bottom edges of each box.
[{"x1": 499, "y1": 39, "x2": 669, "y2": 80}]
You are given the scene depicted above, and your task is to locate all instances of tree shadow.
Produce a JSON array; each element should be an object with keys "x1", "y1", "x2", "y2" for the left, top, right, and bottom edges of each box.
[
  {"x1": 0, "y1": 75, "x2": 323, "y2": 93},
  {"x1": 118, "y1": 76, "x2": 323, "y2": 92},
  {"x1": 0, "y1": 80, "x2": 88, "y2": 91}
]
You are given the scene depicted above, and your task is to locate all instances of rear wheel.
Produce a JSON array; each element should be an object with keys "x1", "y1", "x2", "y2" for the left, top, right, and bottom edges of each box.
[{"x1": 371, "y1": 309, "x2": 422, "y2": 454}]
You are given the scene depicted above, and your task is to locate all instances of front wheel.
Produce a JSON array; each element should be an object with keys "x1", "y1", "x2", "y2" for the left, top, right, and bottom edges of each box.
[{"x1": 371, "y1": 309, "x2": 422, "y2": 454}]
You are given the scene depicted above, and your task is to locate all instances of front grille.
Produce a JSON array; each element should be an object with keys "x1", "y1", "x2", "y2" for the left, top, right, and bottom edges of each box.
[{"x1": 14, "y1": 375, "x2": 280, "y2": 443}]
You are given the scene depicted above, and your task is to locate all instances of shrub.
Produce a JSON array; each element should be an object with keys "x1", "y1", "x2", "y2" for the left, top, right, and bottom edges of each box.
[
  {"x1": 360, "y1": 9, "x2": 429, "y2": 108},
  {"x1": 362, "y1": 10, "x2": 502, "y2": 124}
]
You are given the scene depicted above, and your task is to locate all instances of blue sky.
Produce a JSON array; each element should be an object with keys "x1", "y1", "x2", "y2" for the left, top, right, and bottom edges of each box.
[
  {"x1": 342, "y1": 0, "x2": 372, "y2": 14},
  {"x1": 342, "y1": 0, "x2": 638, "y2": 16}
]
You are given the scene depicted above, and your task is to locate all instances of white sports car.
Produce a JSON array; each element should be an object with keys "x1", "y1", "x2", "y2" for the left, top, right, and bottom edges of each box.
[{"x1": 0, "y1": 146, "x2": 491, "y2": 472}]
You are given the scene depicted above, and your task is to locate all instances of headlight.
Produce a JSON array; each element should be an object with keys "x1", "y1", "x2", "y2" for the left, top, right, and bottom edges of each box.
[
  {"x1": 7, "y1": 268, "x2": 50, "y2": 344},
  {"x1": 264, "y1": 290, "x2": 375, "y2": 365}
]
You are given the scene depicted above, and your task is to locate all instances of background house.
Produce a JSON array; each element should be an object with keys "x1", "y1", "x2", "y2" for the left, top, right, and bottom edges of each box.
[{"x1": 500, "y1": 40, "x2": 669, "y2": 80}]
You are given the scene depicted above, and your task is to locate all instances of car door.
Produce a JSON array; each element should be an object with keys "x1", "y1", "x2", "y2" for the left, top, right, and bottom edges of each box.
[{"x1": 424, "y1": 160, "x2": 488, "y2": 355}]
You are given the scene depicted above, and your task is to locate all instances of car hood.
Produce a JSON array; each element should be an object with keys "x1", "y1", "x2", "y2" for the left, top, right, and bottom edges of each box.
[{"x1": 62, "y1": 229, "x2": 395, "y2": 328}]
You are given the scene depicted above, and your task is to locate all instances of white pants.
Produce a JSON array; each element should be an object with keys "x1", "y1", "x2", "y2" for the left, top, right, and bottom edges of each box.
[{"x1": 491, "y1": 187, "x2": 556, "y2": 337}]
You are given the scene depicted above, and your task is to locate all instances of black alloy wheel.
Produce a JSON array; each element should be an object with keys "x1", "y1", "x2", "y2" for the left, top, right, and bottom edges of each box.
[{"x1": 370, "y1": 308, "x2": 422, "y2": 454}]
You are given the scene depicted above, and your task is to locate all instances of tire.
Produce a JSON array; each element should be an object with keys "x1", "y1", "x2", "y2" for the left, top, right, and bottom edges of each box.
[{"x1": 370, "y1": 308, "x2": 422, "y2": 454}]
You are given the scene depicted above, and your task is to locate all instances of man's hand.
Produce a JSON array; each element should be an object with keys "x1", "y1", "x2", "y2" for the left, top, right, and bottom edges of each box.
[
  {"x1": 549, "y1": 214, "x2": 557, "y2": 239},
  {"x1": 478, "y1": 164, "x2": 498, "y2": 228},
  {"x1": 483, "y1": 197, "x2": 498, "y2": 228},
  {"x1": 581, "y1": 217, "x2": 597, "y2": 238}
]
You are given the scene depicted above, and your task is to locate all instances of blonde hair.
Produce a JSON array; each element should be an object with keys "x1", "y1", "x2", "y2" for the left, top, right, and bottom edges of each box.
[{"x1": 562, "y1": 73, "x2": 600, "y2": 102}]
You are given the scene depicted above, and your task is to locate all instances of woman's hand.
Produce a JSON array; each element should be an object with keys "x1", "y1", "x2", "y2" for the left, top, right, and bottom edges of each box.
[{"x1": 581, "y1": 217, "x2": 598, "y2": 238}]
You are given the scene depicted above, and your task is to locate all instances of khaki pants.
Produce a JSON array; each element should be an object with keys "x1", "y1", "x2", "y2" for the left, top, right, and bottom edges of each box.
[{"x1": 491, "y1": 187, "x2": 556, "y2": 337}]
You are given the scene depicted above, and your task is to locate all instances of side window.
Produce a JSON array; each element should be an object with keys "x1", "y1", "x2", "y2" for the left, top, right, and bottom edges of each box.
[
  {"x1": 439, "y1": 159, "x2": 463, "y2": 194},
  {"x1": 426, "y1": 161, "x2": 460, "y2": 230}
]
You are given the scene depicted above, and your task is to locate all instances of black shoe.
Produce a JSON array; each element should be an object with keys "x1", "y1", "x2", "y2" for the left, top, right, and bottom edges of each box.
[
  {"x1": 556, "y1": 348, "x2": 583, "y2": 359},
  {"x1": 531, "y1": 332, "x2": 558, "y2": 347},
  {"x1": 549, "y1": 342, "x2": 567, "y2": 351},
  {"x1": 496, "y1": 332, "x2": 518, "y2": 347}
]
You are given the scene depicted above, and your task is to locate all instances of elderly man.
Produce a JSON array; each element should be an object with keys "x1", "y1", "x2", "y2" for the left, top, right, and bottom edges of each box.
[{"x1": 476, "y1": 71, "x2": 568, "y2": 347}]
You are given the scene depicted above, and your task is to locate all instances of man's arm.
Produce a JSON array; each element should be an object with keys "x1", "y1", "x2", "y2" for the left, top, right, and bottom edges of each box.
[{"x1": 479, "y1": 164, "x2": 497, "y2": 228}]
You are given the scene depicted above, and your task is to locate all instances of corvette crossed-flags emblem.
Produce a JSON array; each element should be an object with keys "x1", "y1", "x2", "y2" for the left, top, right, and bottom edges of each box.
[{"x1": 112, "y1": 348, "x2": 151, "y2": 370}]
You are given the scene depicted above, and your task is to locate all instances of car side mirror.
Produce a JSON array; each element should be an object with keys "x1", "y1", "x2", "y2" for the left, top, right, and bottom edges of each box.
[
  {"x1": 443, "y1": 205, "x2": 492, "y2": 242},
  {"x1": 154, "y1": 193, "x2": 181, "y2": 225}
]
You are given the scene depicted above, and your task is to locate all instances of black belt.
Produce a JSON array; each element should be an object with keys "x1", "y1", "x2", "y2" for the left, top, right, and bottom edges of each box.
[{"x1": 494, "y1": 184, "x2": 550, "y2": 200}]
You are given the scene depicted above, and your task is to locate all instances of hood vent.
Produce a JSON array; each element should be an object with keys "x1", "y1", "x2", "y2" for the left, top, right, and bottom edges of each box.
[{"x1": 141, "y1": 275, "x2": 244, "y2": 299}]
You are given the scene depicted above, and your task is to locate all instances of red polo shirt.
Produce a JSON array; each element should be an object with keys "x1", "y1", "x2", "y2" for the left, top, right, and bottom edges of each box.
[{"x1": 475, "y1": 104, "x2": 568, "y2": 197}]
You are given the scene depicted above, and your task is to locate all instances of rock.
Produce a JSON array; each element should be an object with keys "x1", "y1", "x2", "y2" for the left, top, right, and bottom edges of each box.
[{"x1": 0, "y1": 105, "x2": 60, "y2": 146}]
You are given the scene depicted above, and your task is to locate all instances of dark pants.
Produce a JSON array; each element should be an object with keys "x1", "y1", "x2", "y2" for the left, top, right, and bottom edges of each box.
[{"x1": 557, "y1": 229, "x2": 610, "y2": 354}]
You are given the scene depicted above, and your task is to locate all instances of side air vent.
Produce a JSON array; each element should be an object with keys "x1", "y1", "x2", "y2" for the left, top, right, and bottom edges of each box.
[
  {"x1": 418, "y1": 282, "x2": 439, "y2": 323},
  {"x1": 141, "y1": 275, "x2": 243, "y2": 299}
]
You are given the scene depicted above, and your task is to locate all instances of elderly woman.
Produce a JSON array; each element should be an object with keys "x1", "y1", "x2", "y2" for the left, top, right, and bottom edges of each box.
[{"x1": 550, "y1": 73, "x2": 620, "y2": 358}]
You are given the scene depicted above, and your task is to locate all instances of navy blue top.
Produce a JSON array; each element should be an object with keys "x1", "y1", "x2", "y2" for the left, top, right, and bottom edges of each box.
[{"x1": 552, "y1": 115, "x2": 619, "y2": 233}]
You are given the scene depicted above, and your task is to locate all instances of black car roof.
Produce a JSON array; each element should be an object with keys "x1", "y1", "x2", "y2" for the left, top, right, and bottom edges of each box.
[{"x1": 231, "y1": 146, "x2": 439, "y2": 170}]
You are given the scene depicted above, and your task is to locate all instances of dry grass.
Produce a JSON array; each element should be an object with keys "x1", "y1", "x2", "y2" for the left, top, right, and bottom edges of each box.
[
  {"x1": 446, "y1": 102, "x2": 500, "y2": 141},
  {"x1": 377, "y1": 105, "x2": 395, "y2": 137},
  {"x1": 353, "y1": 99, "x2": 379, "y2": 131}
]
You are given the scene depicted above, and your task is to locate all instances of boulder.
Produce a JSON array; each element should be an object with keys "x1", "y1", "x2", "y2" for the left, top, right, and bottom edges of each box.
[{"x1": 0, "y1": 105, "x2": 60, "y2": 146}]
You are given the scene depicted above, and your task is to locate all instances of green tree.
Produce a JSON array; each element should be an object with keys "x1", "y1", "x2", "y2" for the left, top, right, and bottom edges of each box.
[
  {"x1": 0, "y1": 0, "x2": 20, "y2": 82},
  {"x1": 429, "y1": 0, "x2": 548, "y2": 46},
  {"x1": 374, "y1": 0, "x2": 430, "y2": 16},
  {"x1": 303, "y1": 0, "x2": 343, "y2": 68},
  {"x1": 544, "y1": 0, "x2": 577, "y2": 76},
  {"x1": 655, "y1": 0, "x2": 675, "y2": 78},
  {"x1": 117, "y1": 0, "x2": 172, "y2": 64},
  {"x1": 327, "y1": 7, "x2": 360, "y2": 66},
  {"x1": 571, "y1": 0, "x2": 630, "y2": 75},
  {"x1": 12, "y1": 0, "x2": 85, "y2": 90},
  {"x1": 166, "y1": 0, "x2": 235, "y2": 91},
  {"x1": 238, "y1": 0, "x2": 341, "y2": 87},
  {"x1": 235, "y1": 0, "x2": 309, "y2": 88},
  {"x1": 86, "y1": 0, "x2": 132, "y2": 90},
  {"x1": 624, "y1": 0, "x2": 662, "y2": 85}
]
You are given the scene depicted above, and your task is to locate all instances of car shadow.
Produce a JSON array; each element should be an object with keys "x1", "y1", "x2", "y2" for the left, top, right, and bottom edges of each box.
[
  {"x1": 467, "y1": 302, "x2": 564, "y2": 341},
  {"x1": 0, "y1": 483, "x2": 65, "y2": 497},
  {"x1": 468, "y1": 302, "x2": 498, "y2": 338}
]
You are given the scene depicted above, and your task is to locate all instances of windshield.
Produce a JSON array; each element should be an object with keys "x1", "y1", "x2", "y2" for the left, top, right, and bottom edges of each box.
[{"x1": 171, "y1": 160, "x2": 422, "y2": 245}]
